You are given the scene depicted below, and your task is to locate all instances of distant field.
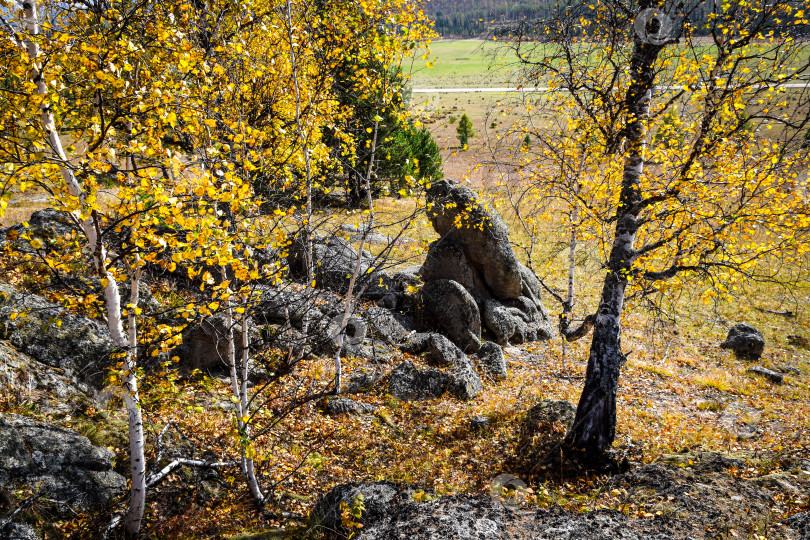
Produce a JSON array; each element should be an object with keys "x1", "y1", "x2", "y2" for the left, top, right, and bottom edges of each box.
[
  {"x1": 407, "y1": 38, "x2": 810, "y2": 90},
  {"x1": 407, "y1": 39, "x2": 517, "y2": 89}
]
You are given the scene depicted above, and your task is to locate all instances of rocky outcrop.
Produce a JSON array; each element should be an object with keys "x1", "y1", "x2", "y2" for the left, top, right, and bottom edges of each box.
[
  {"x1": 0, "y1": 414, "x2": 125, "y2": 524},
  {"x1": 425, "y1": 180, "x2": 523, "y2": 300},
  {"x1": 0, "y1": 282, "x2": 114, "y2": 387},
  {"x1": 311, "y1": 481, "x2": 698, "y2": 539},
  {"x1": 720, "y1": 323, "x2": 765, "y2": 360},
  {"x1": 419, "y1": 181, "x2": 553, "y2": 350},
  {"x1": 287, "y1": 235, "x2": 394, "y2": 300},
  {"x1": 0, "y1": 341, "x2": 94, "y2": 412}
]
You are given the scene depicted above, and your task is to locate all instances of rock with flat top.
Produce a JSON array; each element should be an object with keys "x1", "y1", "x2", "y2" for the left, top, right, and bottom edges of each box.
[{"x1": 721, "y1": 323, "x2": 765, "y2": 360}]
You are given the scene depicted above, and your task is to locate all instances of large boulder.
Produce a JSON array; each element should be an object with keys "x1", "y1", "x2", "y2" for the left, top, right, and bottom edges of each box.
[
  {"x1": 0, "y1": 414, "x2": 126, "y2": 521},
  {"x1": 0, "y1": 282, "x2": 114, "y2": 387},
  {"x1": 312, "y1": 481, "x2": 699, "y2": 540},
  {"x1": 419, "y1": 181, "x2": 553, "y2": 351},
  {"x1": 426, "y1": 180, "x2": 522, "y2": 300},
  {"x1": 720, "y1": 323, "x2": 765, "y2": 360},
  {"x1": 420, "y1": 280, "x2": 481, "y2": 353},
  {"x1": 419, "y1": 237, "x2": 487, "y2": 293}
]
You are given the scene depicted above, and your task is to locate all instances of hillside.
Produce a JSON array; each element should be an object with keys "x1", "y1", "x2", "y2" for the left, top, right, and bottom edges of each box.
[{"x1": 424, "y1": 0, "x2": 726, "y2": 38}]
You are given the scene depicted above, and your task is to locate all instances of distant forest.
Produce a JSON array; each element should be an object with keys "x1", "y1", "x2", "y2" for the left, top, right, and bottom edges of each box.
[{"x1": 424, "y1": 0, "x2": 738, "y2": 38}]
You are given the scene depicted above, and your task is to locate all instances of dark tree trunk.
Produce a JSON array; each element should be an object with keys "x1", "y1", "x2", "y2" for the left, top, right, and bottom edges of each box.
[{"x1": 565, "y1": 4, "x2": 665, "y2": 456}]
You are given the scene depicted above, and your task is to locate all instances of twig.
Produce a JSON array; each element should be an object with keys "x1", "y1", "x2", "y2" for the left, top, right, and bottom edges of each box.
[
  {"x1": 146, "y1": 459, "x2": 232, "y2": 488},
  {"x1": 754, "y1": 307, "x2": 794, "y2": 318},
  {"x1": 0, "y1": 486, "x2": 42, "y2": 533}
]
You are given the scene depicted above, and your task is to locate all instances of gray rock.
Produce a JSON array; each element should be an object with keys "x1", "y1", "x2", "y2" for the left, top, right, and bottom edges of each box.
[
  {"x1": 287, "y1": 236, "x2": 394, "y2": 299},
  {"x1": 392, "y1": 266, "x2": 422, "y2": 286},
  {"x1": 310, "y1": 481, "x2": 421, "y2": 538},
  {"x1": 516, "y1": 264, "x2": 555, "y2": 340},
  {"x1": 356, "y1": 342, "x2": 392, "y2": 361},
  {"x1": 474, "y1": 341, "x2": 507, "y2": 379},
  {"x1": 260, "y1": 325, "x2": 310, "y2": 357},
  {"x1": 470, "y1": 415, "x2": 491, "y2": 430},
  {"x1": 345, "y1": 371, "x2": 380, "y2": 393},
  {"x1": 721, "y1": 323, "x2": 765, "y2": 360},
  {"x1": 1, "y1": 522, "x2": 42, "y2": 540},
  {"x1": 747, "y1": 365, "x2": 784, "y2": 384},
  {"x1": 0, "y1": 413, "x2": 126, "y2": 520},
  {"x1": 419, "y1": 237, "x2": 486, "y2": 293},
  {"x1": 483, "y1": 298, "x2": 528, "y2": 345},
  {"x1": 426, "y1": 334, "x2": 468, "y2": 368},
  {"x1": 377, "y1": 293, "x2": 398, "y2": 310},
  {"x1": 420, "y1": 280, "x2": 481, "y2": 353},
  {"x1": 778, "y1": 365, "x2": 801, "y2": 376},
  {"x1": 426, "y1": 180, "x2": 523, "y2": 300},
  {"x1": 418, "y1": 181, "x2": 554, "y2": 351},
  {"x1": 0, "y1": 341, "x2": 94, "y2": 411},
  {"x1": 448, "y1": 362, "x2": 483, "y2": 400},
  {"x1": 0, "y1": 208, "x2": 79, "y2": 252},
  {"x1": 483, "y1": 294, "x2": 553, "y2": 346},
  {"x1": 787, "y1": 512, "x2": 810, "y2": 540},
  {"x1": 0, "y1": 282, "x2": 114, "y2": 387},
  {"x1": 180, "y1": 313, "x2": 257, "y2": 373},
  {"x1": 322, "y1": 397, "x2": 378, "y2": 415},
  {"x1": 252, "y1": 284, "x2": 334, "y2": 328},
  {"x1": 313, "y1": 481, "x2": 697, "y2": 540},
  {"x1": 365, "y1": 307, "x2": 409, "y2": 345},
  {"x1": 320, "y1": 315, "x2": 368, "y2": 357},
  {"x1": 393, "y1": 334, "x2": 482, "y2": 400},
  {"x1": 523, "y1": 399, "x2": 576, "y2": 436},
  {"x1": 389, "y1": 362, "x2": 451, "y2": 400},
  {"x1": 398, "y1": 332, "x2": 433, "y2": 354}
]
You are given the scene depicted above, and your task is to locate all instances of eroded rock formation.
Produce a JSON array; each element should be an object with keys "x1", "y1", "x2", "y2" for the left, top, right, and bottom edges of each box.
[{"x1": 419, "y1": 180, "x2": 554, "y2": 351}]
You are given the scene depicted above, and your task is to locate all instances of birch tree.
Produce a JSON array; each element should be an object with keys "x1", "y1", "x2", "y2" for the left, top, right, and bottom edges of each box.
[{"x1": 504, "y1": 0, "x2": 810, "y2": 456}]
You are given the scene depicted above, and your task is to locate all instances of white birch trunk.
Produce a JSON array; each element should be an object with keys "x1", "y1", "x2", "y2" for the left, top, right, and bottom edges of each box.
[
  {"x1": 23, "y1": 3, "x2": 146, "y2": 534},
  {"x1": 224, "y1": 275, "x2": 264, "y2": 505},
  {"x1": 285, "y1": 0, "x2": 314, "y2": 346}
]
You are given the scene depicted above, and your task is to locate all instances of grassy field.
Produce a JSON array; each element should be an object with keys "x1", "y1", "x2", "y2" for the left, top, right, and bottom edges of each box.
[{"x1": 408, "y1": 39, "x2": 515, "y2": 89}]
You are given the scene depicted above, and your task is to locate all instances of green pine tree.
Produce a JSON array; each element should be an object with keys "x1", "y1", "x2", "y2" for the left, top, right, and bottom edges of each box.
[{"x1": 456, "y1": 113, "x2": 475, "y2": 149}]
